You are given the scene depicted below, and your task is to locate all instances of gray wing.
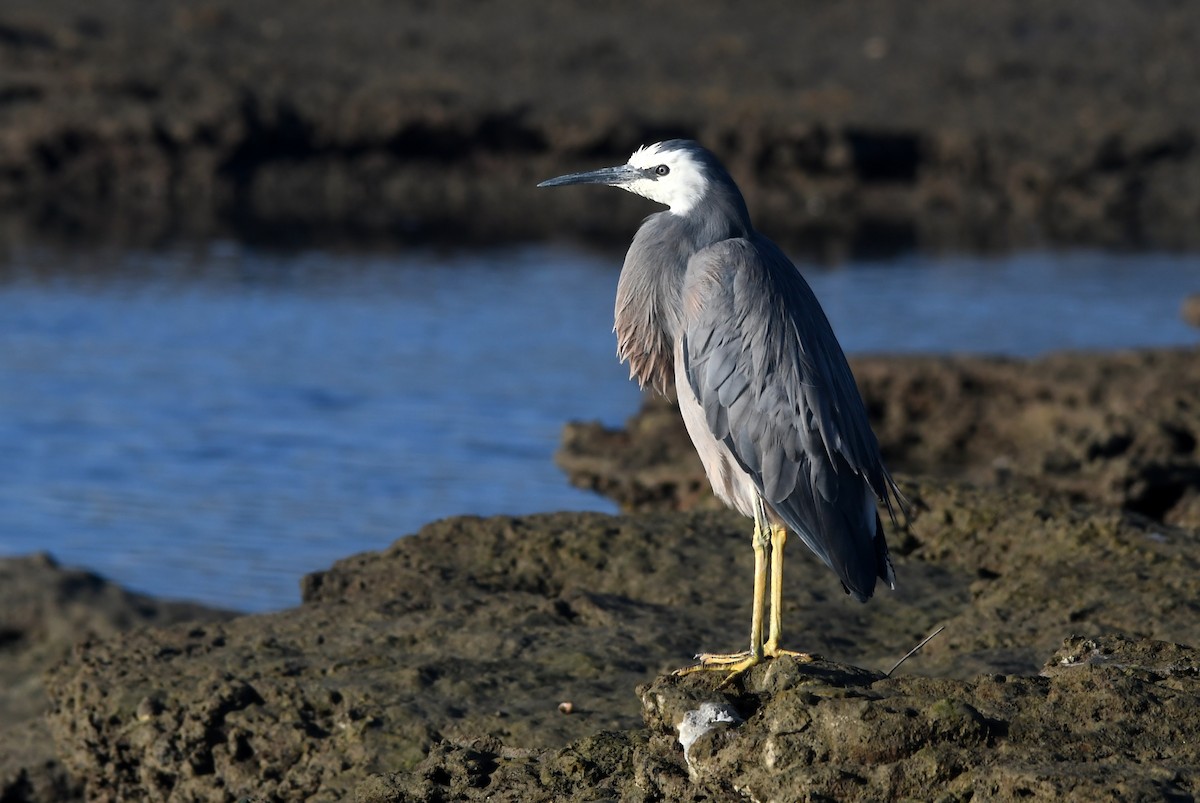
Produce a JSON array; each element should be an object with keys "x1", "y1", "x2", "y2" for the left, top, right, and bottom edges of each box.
[{"x1": 680, "y1": 236, "x2": 901, "y2": 601}]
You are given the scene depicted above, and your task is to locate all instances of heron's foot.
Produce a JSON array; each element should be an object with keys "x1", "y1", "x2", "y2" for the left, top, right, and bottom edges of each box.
[
  {"x1": 673, "y1": 650, "x2": 762, "y2": 679},
  {"x1": 764, "y1": 644, "x2": 821, "y2": 662},
  {"x1": 673, "y1": 647, "x2": 822, "y2": 684}
]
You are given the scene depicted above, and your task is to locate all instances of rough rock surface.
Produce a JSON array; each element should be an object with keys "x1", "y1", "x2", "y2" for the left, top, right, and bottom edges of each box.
[
  {"x1": 42, "y1": 476, "x2": 1200, "y2": 801},
  {"x1": 370, "y1": 635, "x2": 1200, "y2": 802},
  {"x1": 2, "y1": 0, "x2": 1200, "y2": 250},
  {"x1": 560, "y1": 347, "x2": 1200, "y2": 529},
  {"x1": 0, "y1": 553, "x2": 233, "y2": 803}
]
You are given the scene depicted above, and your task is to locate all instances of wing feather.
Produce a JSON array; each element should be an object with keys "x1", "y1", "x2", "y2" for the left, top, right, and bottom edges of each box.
[{"x1": 681, "y1": 236, "x2": 902, "y2": 600}]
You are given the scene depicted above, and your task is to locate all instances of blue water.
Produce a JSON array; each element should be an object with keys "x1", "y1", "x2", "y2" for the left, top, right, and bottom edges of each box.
[{"x1": 0, "y1": 244, "x2": 1196, "y2": 611}]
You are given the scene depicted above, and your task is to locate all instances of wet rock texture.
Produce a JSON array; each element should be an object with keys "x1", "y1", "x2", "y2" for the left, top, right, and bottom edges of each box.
[
  {"x1": 561, "y1": 348, "x2": 1200, "y2": 529},
  {"x1": 39, "y1": 475, "x2": 1200, "y2": 801},
  {"x1": 3, "y1": 0, "x2": 1200, "y2": 249}
]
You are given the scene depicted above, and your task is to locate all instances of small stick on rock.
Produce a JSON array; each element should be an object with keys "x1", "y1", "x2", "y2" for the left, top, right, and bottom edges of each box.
[{"x1": 887, "y1": 625, "x2": 946, "y2": 677}]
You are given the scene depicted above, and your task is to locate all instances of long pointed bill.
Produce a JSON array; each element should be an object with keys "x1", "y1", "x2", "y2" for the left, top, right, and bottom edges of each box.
[{"x1": 537, "y1": 164, "x2": 643, "y2": 188}]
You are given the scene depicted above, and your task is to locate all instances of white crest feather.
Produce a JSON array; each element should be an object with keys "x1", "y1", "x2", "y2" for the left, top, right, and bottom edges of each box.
[{"x1": 622, "y1": 142, "x2": 708, "y2": 216}]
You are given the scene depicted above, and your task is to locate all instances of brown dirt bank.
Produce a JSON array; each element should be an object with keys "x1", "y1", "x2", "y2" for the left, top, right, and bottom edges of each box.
[
  {"x1": 38, "y1": 475, "x2": 1200, "y2": 801},
  {"x1": 2, "y1": 0, "x2": 1199, "y2": 252},
  {"x1": 560, "y1": 347, "x2": 1200, "y2": 529}
]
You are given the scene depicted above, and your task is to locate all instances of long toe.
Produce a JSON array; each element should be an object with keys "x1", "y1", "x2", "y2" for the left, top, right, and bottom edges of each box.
[{"x1": 673, "y1": 650, "x2": 762, "y2": 678}]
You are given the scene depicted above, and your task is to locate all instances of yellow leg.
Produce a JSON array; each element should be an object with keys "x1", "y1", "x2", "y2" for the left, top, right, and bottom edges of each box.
[
  {"x1": 675, "y1": 500, "x2": 770, "y2": 677},
  {"x1": 748, "y1": 509, "x2": 768, "y2": 658},
  {"x1": 765, "y1": 523, "x2": 785, "y2": 654},
  {"x1": 763, "y1": 523, "x2": 817, "y2": 663}
]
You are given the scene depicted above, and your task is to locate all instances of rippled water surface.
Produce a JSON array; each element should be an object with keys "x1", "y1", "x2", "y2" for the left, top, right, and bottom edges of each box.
[{"x1": 0, "y1": 245, "x2": 1196, "y2": 610}]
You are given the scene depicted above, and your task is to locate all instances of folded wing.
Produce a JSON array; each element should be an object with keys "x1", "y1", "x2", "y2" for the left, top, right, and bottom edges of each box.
[{"x1": 680, "y1": 236, "x2": 901, "y2": 600}]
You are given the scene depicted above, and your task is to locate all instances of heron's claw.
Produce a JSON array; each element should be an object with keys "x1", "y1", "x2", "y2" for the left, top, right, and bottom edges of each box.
[
  {"x1": 673, "y1": 650, "x2": 762, "y2": 685},
  {"x1": 673, "y1": 647, "x2": 820, "y2": 684}
]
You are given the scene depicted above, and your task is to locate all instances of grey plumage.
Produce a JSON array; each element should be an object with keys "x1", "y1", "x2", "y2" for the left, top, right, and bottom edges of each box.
[
  {"x1": 680, "y1": 234, "x2": 898, "y2": 599},
  {"x1": 540, "y1": 139, "x2": 902, "y2": 671}
]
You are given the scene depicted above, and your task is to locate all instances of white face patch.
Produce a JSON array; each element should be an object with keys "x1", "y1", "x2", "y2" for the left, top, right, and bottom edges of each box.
[{"x1": 622, "y1": 142, "x2": 709, "y2": 216}]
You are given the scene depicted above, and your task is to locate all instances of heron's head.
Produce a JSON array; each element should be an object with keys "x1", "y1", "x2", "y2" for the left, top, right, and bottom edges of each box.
[{"x1": 538, "y1": 140, "x2": 724, "y2": 217}]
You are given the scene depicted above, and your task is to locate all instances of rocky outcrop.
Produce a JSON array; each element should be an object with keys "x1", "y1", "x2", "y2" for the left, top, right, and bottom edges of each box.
[
  {"x1": 40, "y1": 476, "x2": 1200, "y2": 800},
  {"x1": 373, "y1": 635, "x2": 1200, "y2": 802},
  {"x1": 560, "y1": 348, "x2": 1200, "y2": 529}
]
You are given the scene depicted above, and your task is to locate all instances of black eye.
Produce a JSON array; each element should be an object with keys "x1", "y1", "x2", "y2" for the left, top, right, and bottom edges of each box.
[{"x1": 655, "y1": 165, "x2": 670, "y2": 176}]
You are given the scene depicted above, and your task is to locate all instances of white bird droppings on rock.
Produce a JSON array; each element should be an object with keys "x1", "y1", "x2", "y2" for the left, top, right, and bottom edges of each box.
[{"x1": 676, "y1": 701, "x2": 742, "y2": 768}]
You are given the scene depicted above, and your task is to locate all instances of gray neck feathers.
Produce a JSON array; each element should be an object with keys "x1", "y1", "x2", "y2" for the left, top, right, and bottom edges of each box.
[{"x1": 615, "y1": 190, "x2": 753, "y2": 394}]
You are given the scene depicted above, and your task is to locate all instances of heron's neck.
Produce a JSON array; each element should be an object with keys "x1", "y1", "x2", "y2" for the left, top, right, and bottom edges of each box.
[
  {"x1": 677, "y1": 189, "x2": 754, "y2": 247},
  {"x1": 613, "y1": 214, "x2": 693, "y2": 394}
]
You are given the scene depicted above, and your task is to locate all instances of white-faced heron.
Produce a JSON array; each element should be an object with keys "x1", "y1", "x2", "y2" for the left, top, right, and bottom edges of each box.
[{"x1": 539, "y1": 140, "x2": 902, "y2": 676}]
